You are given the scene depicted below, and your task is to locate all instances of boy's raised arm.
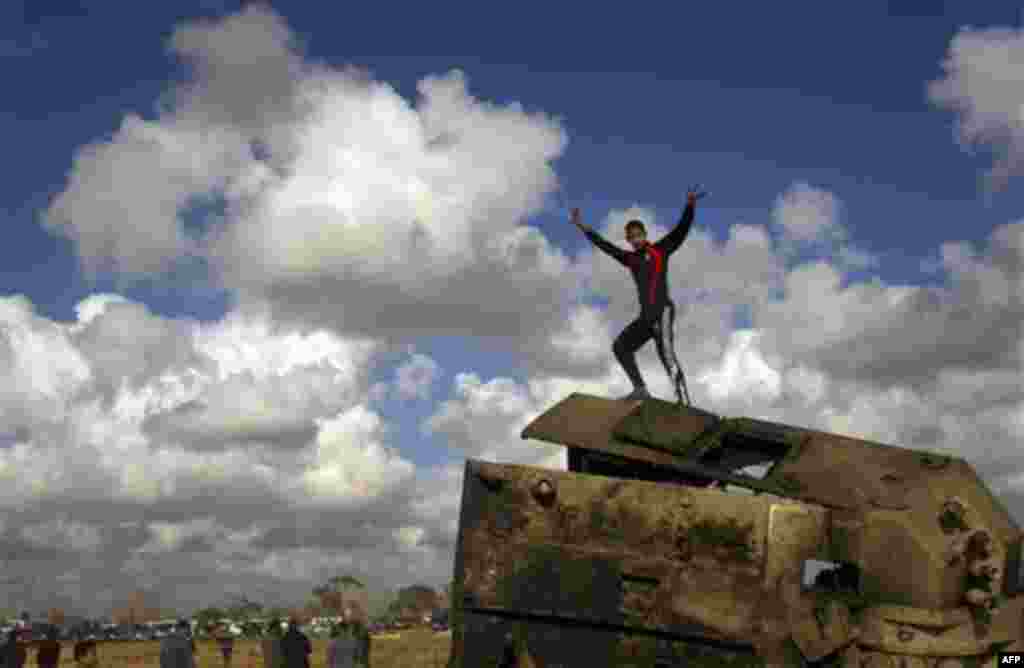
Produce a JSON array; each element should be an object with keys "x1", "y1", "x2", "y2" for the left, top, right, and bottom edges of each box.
[
  {"x1": 572, "y1": 208, "x2": 629, "y2": 266},
  {"x1": 656, "y1": 189, "x2": 702, "y2": 254}
]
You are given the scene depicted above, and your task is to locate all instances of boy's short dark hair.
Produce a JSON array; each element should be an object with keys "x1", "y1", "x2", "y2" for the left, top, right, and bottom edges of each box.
[{"x1": 625, "y1": 220, "x2": 646, "y2": 235}]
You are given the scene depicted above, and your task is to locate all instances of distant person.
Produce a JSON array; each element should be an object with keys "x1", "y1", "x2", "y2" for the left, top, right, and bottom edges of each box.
[
  {"x1": 571, "y1": 187, "x2": 705, "y2": 403},
  {"x1": 497, "y1": 632, "x2": 517, "y2": 668},
  {"x1": 351, "y1": 619, "x2": 370, "y2": 668},
  {"x1": 216, "y1": 624, "x2": 236, "y2": 668},
  {"x1": 72, "y1": 639, "x2": 99, "y2": 668},
  {"x1": 35, "y1": 626, "x2": 61, "y2": 668},
  {"x1": 12, "y1": 631, "x2": 26, "y2": 668},
  {"x1": 280, "y1": 617, "x2": 311, "y2": 668},
  {"x1": 159, "y1": 620, "x2": 196, "y2": 668},
  {"x1": 1, "y1": 630, "x2": 17, "y2": 668},
  {"x1": 262, "y1": 618, "x2": 284, "y2": 668},
  {"x1": 325, "y1": 622, "x2": 355, "y2": 668}
]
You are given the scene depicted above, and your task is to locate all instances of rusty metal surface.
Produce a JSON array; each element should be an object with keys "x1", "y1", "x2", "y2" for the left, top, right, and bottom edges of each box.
[
  {"x1": 520, "y1": 393, "x2": 644, "y2": 447},
  {"x1": 455, "y1": 610, "x2": 765, "y2": 668},
  {"x1": 454, "y1": 461, "x2": 832, "y2": 656},
  {"x1": 521, "y1": 394, "x2": 1023, "y2": 526},
  {"x1": 611, "y1": 399, "x2": 720, "y2": 455},
  {"x1": 454, "y1": 392, "x2": 1024, "y2": 667}
]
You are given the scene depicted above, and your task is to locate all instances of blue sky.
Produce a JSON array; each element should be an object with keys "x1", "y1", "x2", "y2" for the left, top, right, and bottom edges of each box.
[
  {"x1": 6, "y1": 1, "x2": 1024, "y2": 318},
  {"x1": 4, "y1": 0, "x2": 1017, "y2": 465},
  {"x1": 1, "y1": 1, "x2": 1023, "y2": 618}
]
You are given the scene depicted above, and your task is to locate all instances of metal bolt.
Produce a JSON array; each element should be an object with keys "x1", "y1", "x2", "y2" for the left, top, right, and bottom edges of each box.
[
  {"x1": 532, "y1": 479, "x2": 556, "y2": 506},
  {"x1": 943, "y1": 500, "x2": 965, "y2": 515},
  {"x1": 969, "y1": 559, "x2": 998, "y2": 578},
  {"x1": 965, "y1": 588, "x2": 992, "y2": 606},
  {"x1": 969, "y1": 530, "x2": 992, "y2": 558}
]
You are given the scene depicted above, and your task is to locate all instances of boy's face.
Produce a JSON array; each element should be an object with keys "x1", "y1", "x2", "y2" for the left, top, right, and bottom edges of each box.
[{"x1": 626, "y1": 227, "x2": 647, "y2": 250}]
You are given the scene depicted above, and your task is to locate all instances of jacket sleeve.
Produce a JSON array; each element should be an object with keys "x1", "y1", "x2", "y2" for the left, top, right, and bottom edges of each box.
[
  {"x1": 583, "y1": 229, "x2": 630, "y2": 266},
  {"x1": 655, "y1": 202, "x2": 695, "y2": 255}
]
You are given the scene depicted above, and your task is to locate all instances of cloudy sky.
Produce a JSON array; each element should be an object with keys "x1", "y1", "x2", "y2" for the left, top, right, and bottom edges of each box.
[{"x1": 1, "y1": 1, "x2": 1023, "y2": 619}]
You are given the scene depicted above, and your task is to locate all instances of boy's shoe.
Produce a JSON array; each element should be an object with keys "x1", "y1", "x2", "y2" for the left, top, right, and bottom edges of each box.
[{"x1": 620, "y1": 386, "x2": 651, "y2": 401}]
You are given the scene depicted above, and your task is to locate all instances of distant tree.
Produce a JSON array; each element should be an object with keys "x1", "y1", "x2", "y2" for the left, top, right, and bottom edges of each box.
[
  {"x1": 112, "y1": 590, "x2": 159, "y2": 625},
  {"x1": 287, "y1": 608, "x2": 312, "y2": 625},
  {"x1": 265, "y1": 606, "x2": 290, "y2": 622},
  {"x1": 193, "y1": 607, "x2": 227, "y2": 634},
  {"x1": 319, "y1": 590, "x2": 342, "y2": 615},
  {"x1": 329, "y1": 575, "x2": 364, "y2": 589},
  {"x1": 437, "y1": 582, "x2": 452, "y2": 610},
  {"x1": 110, "y1": 606, "x2": 128, "y2": 625},
  {"x1": 311, "y1": 574, "x2": 368, "y2": 621},
  {"x1": 302, "y1": 599, "x2": 324, "y2": 620},
  {"x1": 388, "y1": 585, "x2": 439, "y2": 622},
  {"x1": 224, "y1": 594, "x2": 262, "y2": 621}
]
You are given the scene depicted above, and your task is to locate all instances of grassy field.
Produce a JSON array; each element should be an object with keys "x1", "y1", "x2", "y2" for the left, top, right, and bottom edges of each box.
[{"x1": 18, "y1": 630, "x2": 452, "y2": 668}]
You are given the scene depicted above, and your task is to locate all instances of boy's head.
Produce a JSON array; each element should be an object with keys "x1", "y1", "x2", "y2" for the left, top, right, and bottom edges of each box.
[{"x1": 625, "y1": 220, "x2": 647, "y2": 250}]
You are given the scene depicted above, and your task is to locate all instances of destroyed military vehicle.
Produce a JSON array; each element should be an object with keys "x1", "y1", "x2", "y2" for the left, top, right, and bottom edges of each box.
[{"x1": 447, "y1": 394, "x2": 1024, "y2": 668}]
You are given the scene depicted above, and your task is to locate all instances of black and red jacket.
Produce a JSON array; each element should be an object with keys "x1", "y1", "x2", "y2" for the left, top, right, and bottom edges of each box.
[{"x1": 584, "y1": 202, "x2": 695, "y2": 320}]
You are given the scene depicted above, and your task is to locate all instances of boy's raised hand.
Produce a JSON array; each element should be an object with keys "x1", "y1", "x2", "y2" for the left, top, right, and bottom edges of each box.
[{"x1": 570, "y1": 208, "x2": 591, "y2": 233}]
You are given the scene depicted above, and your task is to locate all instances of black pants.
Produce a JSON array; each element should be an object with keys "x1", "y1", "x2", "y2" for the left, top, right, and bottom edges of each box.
[{"x1": 613, "y1": 301, "x2": 688, "y2": 403}]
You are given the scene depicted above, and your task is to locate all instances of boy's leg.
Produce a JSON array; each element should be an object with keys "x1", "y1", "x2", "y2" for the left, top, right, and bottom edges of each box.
[
  {"x1": 612, "y1": 317, "x2": 654, "y2": 391},
  {"x1": 668, "y1": 303, "x2": 691, "y2": 405},
  {"x1": 669, "y1": 305, "x2": 691, "y2": 405},
  {"x1": 653, "y1": 302, "x2": 691, "y2": 405}
]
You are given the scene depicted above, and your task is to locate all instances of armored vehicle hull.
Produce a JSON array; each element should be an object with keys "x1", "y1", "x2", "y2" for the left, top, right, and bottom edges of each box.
[{"x1": 448, "y1": 394, "x2": 1024, "y2": 667}]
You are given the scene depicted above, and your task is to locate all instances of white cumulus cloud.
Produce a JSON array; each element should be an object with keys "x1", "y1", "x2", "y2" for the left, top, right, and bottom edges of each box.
[
  {"x1": 299, "y1": 405, "x2": 415, "y2": 505},
  {"x1": 43, "y1": 5, "x2": 573, "y2": 347},
  {"x1": 928, "y1": 24, "x2": 1024, "y2": 191},
  {"x1": 697, "y1": 330, "x2": 782, "y2": 404},
  {"x1": 393, "y1": 353, "x2": 440, "y2": 401}
]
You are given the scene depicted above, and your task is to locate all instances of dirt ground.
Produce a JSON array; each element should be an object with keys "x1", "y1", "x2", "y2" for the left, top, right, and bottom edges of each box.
[{"x1": 17, "y1": 630, "x2": 452, "y2": 668}]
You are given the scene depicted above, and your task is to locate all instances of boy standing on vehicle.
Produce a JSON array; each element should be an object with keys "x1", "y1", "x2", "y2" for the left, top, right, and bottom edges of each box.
[{"x1": 572, "y1": 187, "x2": 704, "y2": 403}]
